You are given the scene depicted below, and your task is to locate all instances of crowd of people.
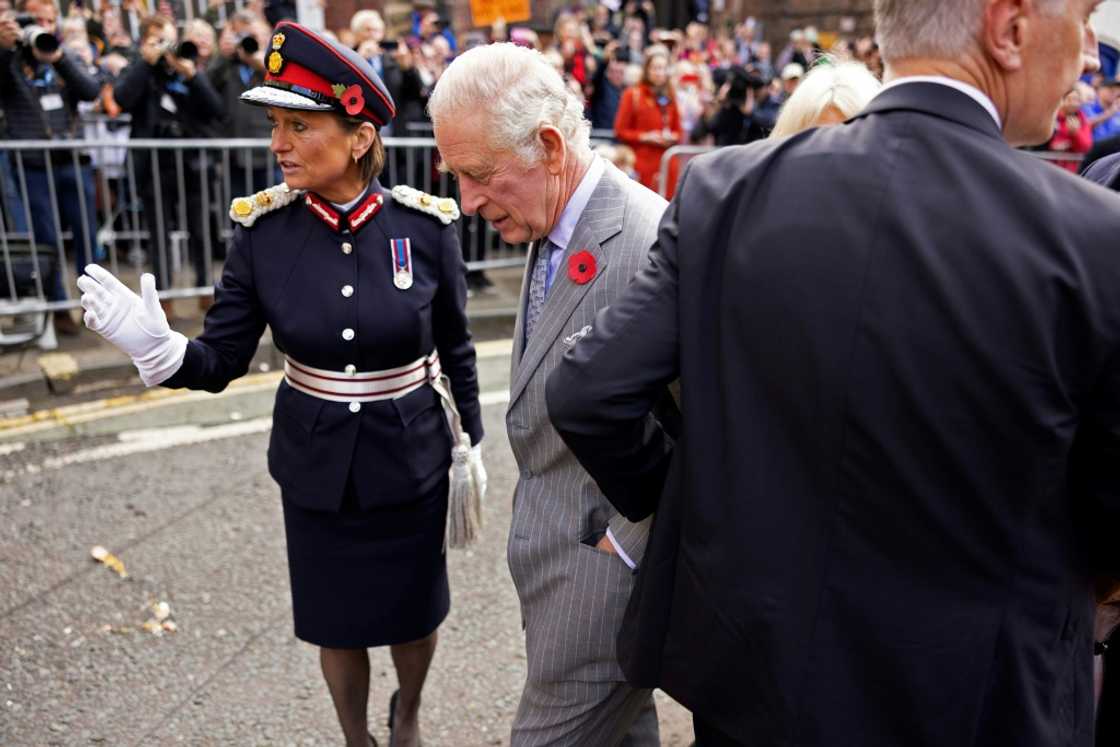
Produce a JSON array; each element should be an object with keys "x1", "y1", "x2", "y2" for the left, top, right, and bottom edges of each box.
[
  {"x1": 2, "y1": 0, "x2": 1115, "y2": 337},
  {"x1": 1048, "y1": 71, "x2": 1120, "y2": 171}
]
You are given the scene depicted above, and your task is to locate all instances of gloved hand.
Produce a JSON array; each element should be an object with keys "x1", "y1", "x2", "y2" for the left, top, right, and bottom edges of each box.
[
  {"x1": 469, "y1": 442, "x2": 488, "y2": 501},
  {"x1": 76, "y1": 265, "x2": 188, "y2": 387}
]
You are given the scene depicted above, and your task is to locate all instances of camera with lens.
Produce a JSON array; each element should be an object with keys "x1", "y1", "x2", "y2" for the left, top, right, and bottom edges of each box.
[
  {"x1": 14, "y1": 14, "x2": 60, "y2": 55},
  {"x1": 236, "y1": 35, "x2": 259, "y2": 55},
  {"x1": 156, "y1": 38, "x2": 199, "y2": 61}
]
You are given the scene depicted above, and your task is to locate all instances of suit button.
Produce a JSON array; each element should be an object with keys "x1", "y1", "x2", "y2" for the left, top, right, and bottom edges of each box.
[
  {"x1": 344, "y1": 364, "x2": 357, "y2": 376},
  {"x1": 341, "y1": 328, "x2": 355, "y2": 341},
  {"x1": 341, "y1": 242, "x2": 353, "y2": 255},
  {"x1": 348, "y1": 402, "x2": 361, "y2": 413},
  {"x1": 341, "y1": 285, "x2": 354, "y2": 298}
]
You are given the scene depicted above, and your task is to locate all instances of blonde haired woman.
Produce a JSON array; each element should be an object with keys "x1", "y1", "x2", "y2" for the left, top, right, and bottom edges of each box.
[{"x1": 770, "y1": 59, "x2": 881, "y2": 138}]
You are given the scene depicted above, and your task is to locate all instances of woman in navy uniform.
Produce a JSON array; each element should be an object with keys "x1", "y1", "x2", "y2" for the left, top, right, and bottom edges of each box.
[{"x1": 76, "y1": 22, "x2": 483, "y2": 747}]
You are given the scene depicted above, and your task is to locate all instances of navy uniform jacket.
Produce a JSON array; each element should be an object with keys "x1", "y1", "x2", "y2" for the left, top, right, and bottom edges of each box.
[
  {"x1": 164, "y1": 180, "x2": 483, "y2": 512},
  {"x1": 547, "y1": 83, "x2": 1120, "y2": 745}
]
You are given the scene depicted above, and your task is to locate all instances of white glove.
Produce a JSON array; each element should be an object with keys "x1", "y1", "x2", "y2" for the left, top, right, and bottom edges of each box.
[
  {"x1": 469, "y1": 443, "x2": 488, "y2": 501},
  {"x1": 76, "y1": 265, "x2": 188, "y2": 387}
]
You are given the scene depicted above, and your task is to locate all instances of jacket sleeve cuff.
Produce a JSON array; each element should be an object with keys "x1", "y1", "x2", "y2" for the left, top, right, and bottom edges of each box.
[{"x1": 606, "y1": 514, "x2": 651, "y2": 569}]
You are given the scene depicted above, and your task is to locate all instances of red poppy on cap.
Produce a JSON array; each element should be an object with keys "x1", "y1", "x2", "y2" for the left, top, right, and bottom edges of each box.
[
  {"x1": 568, "y1": 250, "x2": 596, "y2": 284},
  {"x1": 340, "y1": 84, "x2": 365, "y2": 116}
]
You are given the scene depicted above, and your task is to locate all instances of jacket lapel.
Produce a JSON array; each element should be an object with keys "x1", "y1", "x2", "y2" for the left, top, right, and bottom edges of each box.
[
  {"x1": 508, "y1": 166, "x2": 625, "y2": 409},
  {"x1": 510, "y1": 239, "x2": 536, "y2": 375}
]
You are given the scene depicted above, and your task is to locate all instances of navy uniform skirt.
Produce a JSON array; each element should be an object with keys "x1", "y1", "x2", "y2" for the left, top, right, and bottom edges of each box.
[{"x1": 281, "y1": 475, "x2": 450, "y2": 648}]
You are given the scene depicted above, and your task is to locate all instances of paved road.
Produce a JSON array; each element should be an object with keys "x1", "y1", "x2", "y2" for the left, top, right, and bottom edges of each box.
[{"x1": 0, "y1": 343, "x2": 692, "y2": 746}]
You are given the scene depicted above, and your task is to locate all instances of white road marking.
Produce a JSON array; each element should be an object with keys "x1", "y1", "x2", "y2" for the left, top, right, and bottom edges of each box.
[
  {"x1": 40, "y1": 418, "x2": 274, "y2": 471},
  {"x1": 9, "y1": 389, "x2": 514, "y2": 472},
  {"x1": 1, "y1": 339, "x2": 518, "y2": 443},
  {"x1": 475, "y1": 338, "x2": 514, "y2": 358},
  {"x1": 0, "y1": 442, "x2": 26, "y2": 457},
  {"x1": 479, "y1": 390, "x2": 511, "y2": 407}
]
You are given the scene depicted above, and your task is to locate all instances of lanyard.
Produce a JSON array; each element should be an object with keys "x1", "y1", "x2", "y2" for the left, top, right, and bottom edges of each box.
[{"x1": 30, "y1": 65, "x2": 55, "y2": 89}]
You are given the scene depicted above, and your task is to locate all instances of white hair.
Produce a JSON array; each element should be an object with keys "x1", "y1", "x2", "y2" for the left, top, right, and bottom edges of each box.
[
  {"x1": 428, "y1": 42, "x2": 592, "y2": 165},
  {"x1": 770, "y1": 60, "x2": 882, "y2": 138},
  {"x1": 874, "y1": 0, "x2": 1065, "y2": 63},
  {"x1": 350, "y1": 9, "x2": 384, "y2": 35}
]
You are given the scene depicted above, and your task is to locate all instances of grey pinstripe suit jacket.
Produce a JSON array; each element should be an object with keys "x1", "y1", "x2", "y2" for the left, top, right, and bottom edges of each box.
[{"x1": 506, "y1": 160, "x2": 668, "y2": 685}]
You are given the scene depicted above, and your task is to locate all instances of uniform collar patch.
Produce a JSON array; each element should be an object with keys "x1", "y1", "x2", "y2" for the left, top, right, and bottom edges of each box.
[
  {"x1": 348, "y1": 191, "x2": 385, "y2": 232},
  {"x1": 305, "y1": 188, "x2": 384, "y2": 234},
  {"x1": 304, "y1": 192, "x2": 341, "y2": 230}
]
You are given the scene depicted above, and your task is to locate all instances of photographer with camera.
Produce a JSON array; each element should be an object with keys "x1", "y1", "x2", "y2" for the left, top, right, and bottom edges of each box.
[
  {"x1": 588, "y1": 40, "x2": 629, "y2": 132},
  {"x1": 207, "y1": 12, "x2": 273, "y2": 201},
  {"x1": 691, "y1": 65, "x2": 779, "y2": 146},
  {"x1": 112, "y1": 13, "x2": 223, "y2": 307},
  {"x1": 0, "y1": 0, "x2": 104, "y2": 335}
]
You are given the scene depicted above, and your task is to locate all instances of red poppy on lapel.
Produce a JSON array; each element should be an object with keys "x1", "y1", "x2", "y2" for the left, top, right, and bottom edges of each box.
[{"x1": 568, "y1": 250, "x2": 596, "y2": 284}]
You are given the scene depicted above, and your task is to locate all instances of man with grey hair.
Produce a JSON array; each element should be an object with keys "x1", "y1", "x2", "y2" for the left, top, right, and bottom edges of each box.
[
  {"x1": 548, "y1": 0, "x2": 1120, "y2": 745},
  {"x1": 430, "y1": 43, "x2": 674, "y2": 746}
]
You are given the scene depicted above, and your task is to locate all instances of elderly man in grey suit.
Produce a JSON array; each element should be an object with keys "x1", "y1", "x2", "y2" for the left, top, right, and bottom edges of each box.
[{"x1": 430, "y1": 44, "x2": 670, "y2": 746}]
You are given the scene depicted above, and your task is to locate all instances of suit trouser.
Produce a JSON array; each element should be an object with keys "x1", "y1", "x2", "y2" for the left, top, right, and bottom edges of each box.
[{"x1": 510, "y1": 678, "x2": 658, "y2": 747}]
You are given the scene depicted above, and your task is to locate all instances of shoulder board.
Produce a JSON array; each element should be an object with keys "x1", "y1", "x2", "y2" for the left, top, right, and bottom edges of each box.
[
  {"x1": 390, "y1": 185, "x2": 460, "y2": 225},
  {"x1": 229, "y1": 183, "x2": 304, "y2": 228}
]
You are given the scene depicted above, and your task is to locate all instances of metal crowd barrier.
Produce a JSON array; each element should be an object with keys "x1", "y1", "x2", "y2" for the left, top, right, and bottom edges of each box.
[
  {"x1": 0, "y1": 137, "x2": 528, "y2": 322},
  {"x1": 0, "y1": 136, "x2": 1093, "y2": 331}
]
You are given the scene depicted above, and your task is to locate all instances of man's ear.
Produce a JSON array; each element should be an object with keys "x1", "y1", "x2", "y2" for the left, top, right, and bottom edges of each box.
[
  {"x1": 983, "y1": 0, "x2": 1028, "y2": 73},
  {"x1": 538, "y1": 125, "x2": 567, "y2": 175}
]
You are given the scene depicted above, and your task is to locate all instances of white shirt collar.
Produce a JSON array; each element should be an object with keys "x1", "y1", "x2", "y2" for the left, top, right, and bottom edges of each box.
[
  {"x1": 331, "y1": 182, "x2": 373, "y2": 212},
  {"x1": 548, "y1": 156, "x2": 605, "y2": 251},
  {"x1": 878, "y1": 75, "x2": 1002, "y2": 130}
]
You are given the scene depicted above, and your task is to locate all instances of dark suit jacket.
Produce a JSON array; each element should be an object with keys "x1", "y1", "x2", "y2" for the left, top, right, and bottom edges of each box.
[
  {"x1": 1082, "y1": 152, "x2": 1120, "y2": 190},
  {"x1": 547, "y1": 82, "x2": 1120, "y2": 746},
  {"x1": 1080, "y1": 153, "x2": 1120, "y2": 747},
  {"x1": 113, "y1": 59, "x2": 223, "y2": 139},
  {"x1": 164, "y1": 180, "x2": 482, "y2": 512}
]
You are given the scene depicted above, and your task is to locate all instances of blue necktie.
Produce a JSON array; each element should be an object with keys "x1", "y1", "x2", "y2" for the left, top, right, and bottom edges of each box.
[{"x1": 524, "y1": 240, "x2": 556, "y2": 343}]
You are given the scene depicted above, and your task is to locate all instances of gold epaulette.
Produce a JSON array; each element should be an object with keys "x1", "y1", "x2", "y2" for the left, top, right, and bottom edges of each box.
[
  {"x1": 390, "y1": 185, "x2": 460, "y2": 225},
  {"x1": 229, "y1": 182, "x2": 303, "y2": 227}
]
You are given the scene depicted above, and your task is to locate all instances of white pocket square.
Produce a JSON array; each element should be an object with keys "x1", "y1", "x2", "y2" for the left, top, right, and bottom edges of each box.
[{"x1": 563, "y1": 325, "x2": 593, "y2": 346}]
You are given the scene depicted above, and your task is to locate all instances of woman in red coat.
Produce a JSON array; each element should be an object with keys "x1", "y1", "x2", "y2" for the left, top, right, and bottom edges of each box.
[
  {"x1": 614, "y1": 47, "x2": 683, "y2": 197},
  {"x1": 1048, "y1": 88, "x2": 1093, "y2": 173}
]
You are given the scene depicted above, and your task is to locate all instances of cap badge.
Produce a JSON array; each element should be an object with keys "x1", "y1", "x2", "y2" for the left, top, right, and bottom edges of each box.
[
  {"x1": 271, "y1": 33, "x2": 285, "y2": 50},
  {"x1": 268, "y1": 52, "x2": 283, "y2": 74}
]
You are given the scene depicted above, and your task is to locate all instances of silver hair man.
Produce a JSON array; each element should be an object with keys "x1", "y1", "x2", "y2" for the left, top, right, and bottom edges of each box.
[
  {"x1": 430, "y1": 42, "x2": 590, "y2": 168},
  {"x1": 431, "y1": 42, "x2": 673, "y2": 746}
]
